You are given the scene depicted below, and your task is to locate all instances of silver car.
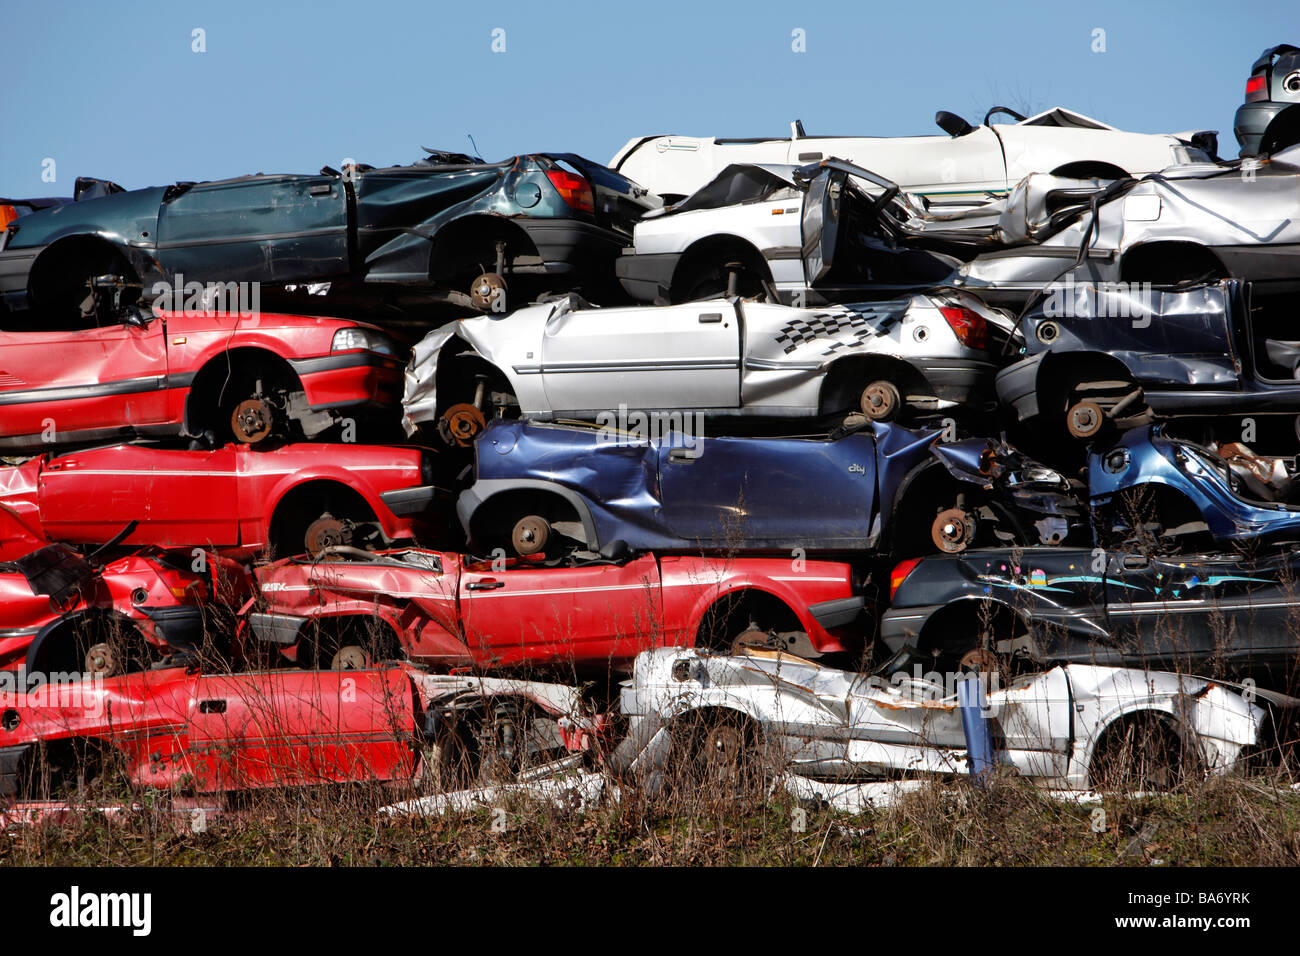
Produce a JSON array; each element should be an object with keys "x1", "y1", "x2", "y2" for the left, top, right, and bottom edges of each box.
[{"x1": 401, "y1": 290, "x2": 1014, "y2": 442}]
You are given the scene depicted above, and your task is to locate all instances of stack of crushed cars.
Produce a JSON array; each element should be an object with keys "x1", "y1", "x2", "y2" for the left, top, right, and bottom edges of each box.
[{"x1": 3, "y1": 44, "x2": 1300, "y2": 818}]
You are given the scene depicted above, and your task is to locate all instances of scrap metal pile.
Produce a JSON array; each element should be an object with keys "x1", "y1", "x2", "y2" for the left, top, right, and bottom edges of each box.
[{"x1": 2, "y1": 44, "x2": 1300, "y2": 815}]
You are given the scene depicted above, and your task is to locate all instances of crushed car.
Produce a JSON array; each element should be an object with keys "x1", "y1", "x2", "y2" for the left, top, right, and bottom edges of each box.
[
  {"x1": 996, "y1": 280, "x2": 1300, "y2": 440},
  {"x1": 611, "y1": 645, "x2": 1264, "y2": 793},
  {"x1": 1, "y1": 539, "x2": 250, "y2": 675},
  {"x1": 402, "y1": 288, "x2": 1014, "y2": 442},
  {"x1": 882, "y1": 545, "x2": 1300, "y2": 688},
  {"x1": 0, "y1": 153, "x2": 659, "y2": 321},
  {"x1": 0, "y1": 441, "x2": 438, "y2": 562},
  {"x1": 951, "y1": 146, "x2": 1300, "y2": 307},
  {"x1": 241, "y1": 544, "x2": 866, "y2": 673},
  {"x1": 611, "y1": 107, "x2": 1214, "y2": 206},
  {"x1": 615, "y1": 159, "x2": 962, "y2": 305},
  {"x1": 1088, "y1": 426, "x2": 1300, "y2": 551},
  {"x1": 0, "y1": 663, "x2": 600, "y2": 802},
  {"x1": 454, "y1": 418, "x2": 1085, "y2": 559},
  {"x1": 0, "y1": 305, "x2": 405, "y2": 451}
]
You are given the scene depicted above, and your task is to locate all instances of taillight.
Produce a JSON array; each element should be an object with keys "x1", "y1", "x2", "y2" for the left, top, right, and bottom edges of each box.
[
  {"x1": 939, "y1": 306, "x2": 987, "y2": 350},
  {"x1": 545, "y1": 170, "x2": 594, "y2": 213},
  {"x1": 0, "y1": 205, "x2": 17, "y2": 230},
  {"x1": 1245, "y1": 74, "x2": 1268, "y2": 102},
  {"x1": 890, "y1": 558, "x2": 923, "y2": 600}
]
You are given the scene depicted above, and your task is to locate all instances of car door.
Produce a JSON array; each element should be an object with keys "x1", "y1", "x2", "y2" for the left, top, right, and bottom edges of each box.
[
  {"x1": 0, "y1": 311, "x2": 168, "y2": 445},
  {"x1": 459, "y1": 554, "x2": 663, "y2": 669},
  {"x1": 657, "y1": 433, "x2": 878, "y2": 550},
  {"x1": 37, "y1": 444, "x2": 239, "y2": 548},
  {"x1": 154, "y1": 174, "x2": 350, "y2": 282},
  {"x1": 184, "y1": 669, "x2": 416, "y2": 791},
  {"x1": 539, "y1": 301, "x2": 741, "y2": 413}
]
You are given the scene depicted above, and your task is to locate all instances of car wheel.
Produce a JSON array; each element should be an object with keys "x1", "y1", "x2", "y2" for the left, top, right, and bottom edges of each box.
[
  {"x1": 511, "y1": 515, "x2": 551, "y2": 556},
  {"x1": 438, "y1": 402, "x2": 487, "y2": 447},
  {"x1": 860, "y1": 380, "x2": 902, "y2": 421},
  {"x1": 1091, "y1": 717, "x2": 1190, "y2": 793}
]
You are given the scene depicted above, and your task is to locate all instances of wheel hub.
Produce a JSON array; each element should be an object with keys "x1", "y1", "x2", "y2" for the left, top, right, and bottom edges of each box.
[
  {"x1": 931, "y1": 507, "x2": 976, "y2": 553},
  {"x1": 1067, "y1": 400, "x2": 1104, "y2": 440},
  {"x1": 860, "y1": 380, "x2": 901, "y2": 421},
  {"x1": 439, "y1": 402, "x2": 487, "y2": 447},
  {"x1": 511, "y1": 515, "x2": 550, "y2": 556},
  {"x1": 469, "y1": 272, "x2": 507, "y2": 312},
  {"x1": 331, "y1": 644, "x2": 370, "y2": 671},
  {"x1": 84, "y1": 641, "x2": 120, "y2": 678},
  {"x1": 231, "y1": 398, "x2": 274, "y2": 444},
  {"x1": 305, "y1": 515, "x2": 352, "y2": 555}
]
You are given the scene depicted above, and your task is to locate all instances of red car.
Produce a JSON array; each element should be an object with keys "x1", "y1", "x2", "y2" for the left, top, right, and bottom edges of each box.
[
  {"x1": 0, "y1": 442, "x2": 438, "y2": 562},
  {"x1": 0, "y1": 307, "x2": 405, "y2": 452},
  {"x1": 0, "y1": 543, "x2": 250, "y2": 674},
  {"x1": 243, "y1": 547, "x2": 866, "y2": 673},
  {"x1": 0, "y1": 665, "x2": 593, "y2": 801}
]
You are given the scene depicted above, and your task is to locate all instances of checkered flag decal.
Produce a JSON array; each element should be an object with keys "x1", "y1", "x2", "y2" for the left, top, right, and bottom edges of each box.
[{"x1": 773, "y1": 306, "x2": 904, "y2": 355}]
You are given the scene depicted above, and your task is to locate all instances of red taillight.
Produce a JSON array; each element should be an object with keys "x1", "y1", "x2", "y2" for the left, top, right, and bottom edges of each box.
[
  {"x1": 0, "y1": 205, "x2": 17, "y2": 230},
  {"x1": 1245, "y1": 74, "x2": 1268, "y2": 102},
  {"x1": 890, "y1": 558, "x2": 923, "y2": 600},
  {"x1": 939, "y1": 306, "x2": 987, "y2": 351},
  {"x1": 545, "y1": 169, "x2": 594, "y2": 213}
]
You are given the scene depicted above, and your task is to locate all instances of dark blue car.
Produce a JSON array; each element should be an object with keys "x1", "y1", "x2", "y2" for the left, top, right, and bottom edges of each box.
[
  {"x1": 1090, "y1": 425, "x2": 1300, "y2": 549},
  {"x1": 456, "y1": 419, "x2": 1084, "y2": 558}
]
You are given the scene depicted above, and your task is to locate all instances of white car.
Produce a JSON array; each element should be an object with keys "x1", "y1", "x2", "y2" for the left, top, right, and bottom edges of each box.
[
  {"x1": 612, "y1": 646, "x2": 1265, "y2": 792},
  {"x1": 612, "y1": 107, "x2": 1214, "y2": 208},
  {"x1": 616, "y1": 159, "x2": 963, "y2": 305},
  {"x1": 402, "y1": 290, "x2": 1012, "y2": 442}
]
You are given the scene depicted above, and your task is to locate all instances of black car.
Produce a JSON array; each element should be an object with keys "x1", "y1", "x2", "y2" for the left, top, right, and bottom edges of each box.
[
  {"x1": 1235, "y1": 43, "x2": 1300, "y2": 157},
  {"x1": 882, "y1": 545, "x2": 1300, "y2": 689},
  {"x1": 0, "y1": 153, "x2": 659, "y2": 322}
]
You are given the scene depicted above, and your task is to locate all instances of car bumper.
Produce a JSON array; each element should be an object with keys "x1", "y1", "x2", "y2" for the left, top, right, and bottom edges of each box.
[
  {"x1": 247, "y1": 611, "x2": 309, "y2": 647},
  {"x1": 291, "y1": 353, "x2": 405, "y2": 411},
  {"x1": 914, "y1": 357, "x2": 999, "y2": 408},
  {"x1": 380, "y1": 484, "x2": 438, "y2": 517},
  {"x1": 518, "y1": 219, "x2": 631, "y2": 275},
  {"x1": 138, "y1": 605, "x2": 206, "y2": 653},
  {"x1": 1234, "y1": 102, "x2": 1291, "y2": 155},
  {"x1": 0, "y1": 244, "x2": 42, "y2": 310},
  {"x1": 614, "y1": 251, "x2": 680, "y2": 303},
  {"x1": 879, "y1": 605, "x2": 942, "y2": 654},
  {"x1": 808, "y1": 596, "x2": 866, "y2": 630},
  {"x1": 994, "y1": 353, "x2": 1045, "y2": 422}
]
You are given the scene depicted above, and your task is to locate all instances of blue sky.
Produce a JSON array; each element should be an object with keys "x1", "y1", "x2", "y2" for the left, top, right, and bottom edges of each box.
[{"x1": 1, "y1": 0, "x2": 1294, "y2": 195}]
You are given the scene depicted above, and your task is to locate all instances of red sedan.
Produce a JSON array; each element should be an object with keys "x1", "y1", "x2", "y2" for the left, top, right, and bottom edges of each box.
[
  {"x1": 243, "y1": 547, "x2": 866, "y2": 673},
  {"x1": 0, "y1": 442, "x2": 438, "y2": 562},
  {"x1": 0, "y1": 307, "x2": 405, "y2": 451},
  {"x1": 0, "y1": 543, "x2": 249, "y2": 674}
]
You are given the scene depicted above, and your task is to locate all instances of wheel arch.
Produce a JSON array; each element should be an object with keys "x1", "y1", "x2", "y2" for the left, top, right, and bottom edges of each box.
[
  {"x1": 818, "y1": 353, "x2": 931, "y2": 416},
  {"x1": 671, "y1": 234, "x2": 772, "y2": 298},
  {"x1": 458, "y1": 480, "x2": 600, "y2": 552},
  {"x1": 183, "y1": 346, "x2": 303, "y2": 436}
]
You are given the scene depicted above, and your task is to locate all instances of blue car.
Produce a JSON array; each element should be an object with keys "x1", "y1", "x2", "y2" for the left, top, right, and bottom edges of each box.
[
  {"x1": 456, "y1": 419, "x2": 1084, "y2": 558},
  {"x1": 1090, "y1": 426, "x2": 1300, "y2": 549}
]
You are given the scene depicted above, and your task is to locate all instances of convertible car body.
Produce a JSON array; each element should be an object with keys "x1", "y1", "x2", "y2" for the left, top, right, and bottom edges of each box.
[
  {"x1": 0, "y1": 664, "x2": 595, "y2": 800},
  {"x1": 613, "y1": 646, "x2": 1263, "y2": 791},
  {"x1": 996, "y1": 280, "x2": 1300, "y2": 438},
  {"x1": 403, "y1": 288, "x2": 1011, "y2": 439},
  {"x1": 0, "y1": 442, "x2": 435, "y2": 562},
  {"x1": 612, "y1": 107, "x2": 1212, "y2": 206},
  {"x1": 0, "y1": 306, "x2": 404, "y2": 451},
  {"x1": 244, "y1": 546, "x2": 865, "y2": 673},
  {"x1": 0, "y1": 153, "x2": 658, "y2": 319},
  {"x1": 882, "y1": 546, "x2": 1300, "y2": 686},
  {"x1": 616, "y1": 160, "x2": 961, "y2": 305},
  {"x1": 455, "y1": 419, "x2": 1084, "y2": 558}
]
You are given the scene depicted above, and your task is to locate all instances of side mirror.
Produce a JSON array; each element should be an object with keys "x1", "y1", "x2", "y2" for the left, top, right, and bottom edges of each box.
[{"x1": 935, "y1": 110, "x2": 975, "y2": 138}]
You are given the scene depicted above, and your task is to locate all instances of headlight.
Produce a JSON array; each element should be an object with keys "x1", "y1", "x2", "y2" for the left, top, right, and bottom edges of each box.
[{"x1": 332, "y1": 327, "x2": 399, "y2": 357}]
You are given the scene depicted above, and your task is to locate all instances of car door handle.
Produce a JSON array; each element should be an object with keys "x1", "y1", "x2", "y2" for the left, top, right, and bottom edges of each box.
[
  {"x1": 467, "y1": 580, "x2": 505, "y2": 591},
  {"x1": 797, "y1": 152, "x2": 823, "y2": 162},
  {"x1": 1121, "y1": 555, "x2": 1149, "y2": 570},
  {"x1": 698, "y1": 313, "x2": 723, "y2": 324},
  {"x1": 309, "y1": 184, "x2": 333, "y2": 196},
  {"x1": 668, "y1": 448, "x2": 698, "y2": 463},
  {"x1": 198, "y1": 700, "x2": 227, "y2": 714}
]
